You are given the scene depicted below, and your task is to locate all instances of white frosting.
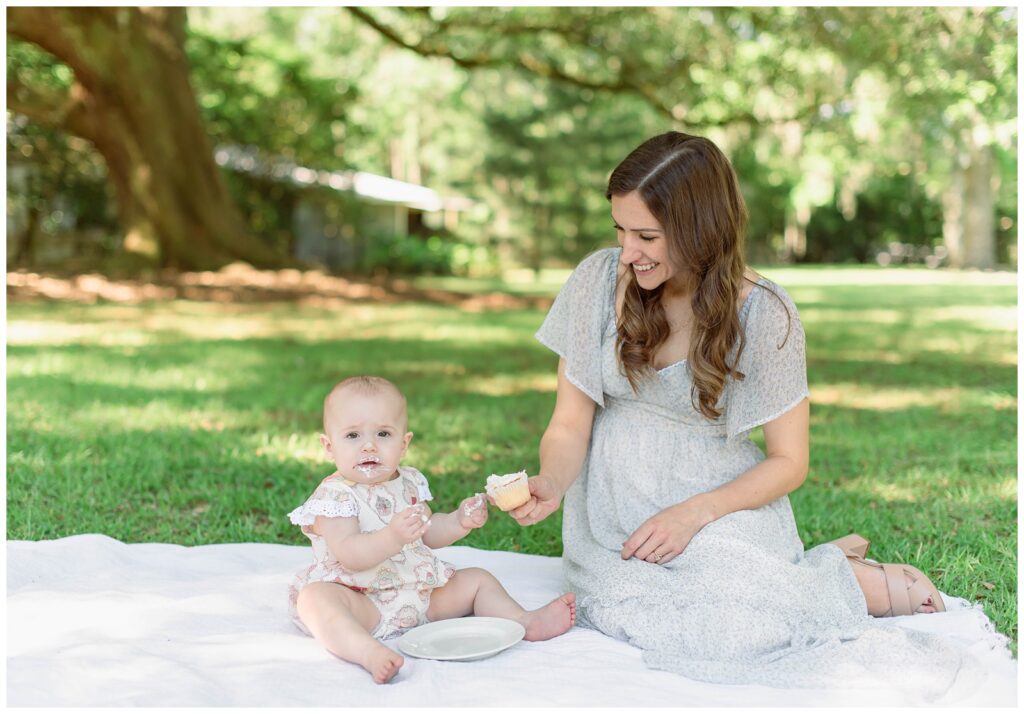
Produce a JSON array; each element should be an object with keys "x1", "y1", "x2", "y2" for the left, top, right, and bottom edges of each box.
[
  {"x1": 486, "y1": 470, "x2": 527, "y2": 493},
  {"x1": 462, "y1": 493, "x2": 485, "y2": 517}
]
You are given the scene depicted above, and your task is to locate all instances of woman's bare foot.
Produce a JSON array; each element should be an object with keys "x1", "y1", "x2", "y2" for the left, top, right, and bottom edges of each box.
[
  {"x1": 361, "y1": 643, "x2": 404, "y2": 684},
  {"x1": 520, "y1": 593, "x2": 577, "y2": 641},
  {"x1": 849, "y1": 559, "x2": 939, "y2": 615}
]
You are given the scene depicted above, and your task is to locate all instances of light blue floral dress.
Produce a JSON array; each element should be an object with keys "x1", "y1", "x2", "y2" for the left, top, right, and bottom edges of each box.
[{"x1": 535, "y1": 247, "x2": 980, "y2": 700}]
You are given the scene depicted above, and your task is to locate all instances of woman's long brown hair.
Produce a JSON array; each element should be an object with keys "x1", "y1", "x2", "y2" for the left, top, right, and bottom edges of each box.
[{"x1": 609, "y1": 132, "x2": 760, "y2": 419}]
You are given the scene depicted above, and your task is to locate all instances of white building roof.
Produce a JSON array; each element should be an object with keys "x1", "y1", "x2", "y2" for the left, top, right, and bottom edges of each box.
[{"x1": 214, "y1": 144, "x2": 470, "y2": 212}]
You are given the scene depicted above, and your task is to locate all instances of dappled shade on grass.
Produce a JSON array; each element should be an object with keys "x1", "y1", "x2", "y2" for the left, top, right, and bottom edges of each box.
[
  {"x1": 6, "y1": 268, "x2": 1016, "y2": 651},
  {"x1": 7, "y1": 264, "x2": 553, "y2": 311}
]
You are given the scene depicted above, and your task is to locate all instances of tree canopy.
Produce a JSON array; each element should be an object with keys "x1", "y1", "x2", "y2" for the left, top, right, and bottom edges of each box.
[{"x1": 6, "y1": 6, "x2": 1017, "y2": 272}]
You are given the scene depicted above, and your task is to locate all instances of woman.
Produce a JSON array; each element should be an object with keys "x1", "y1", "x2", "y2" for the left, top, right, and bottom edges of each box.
[{"x1": 508, "y1": 132, "x2": 980, "y2": 699}]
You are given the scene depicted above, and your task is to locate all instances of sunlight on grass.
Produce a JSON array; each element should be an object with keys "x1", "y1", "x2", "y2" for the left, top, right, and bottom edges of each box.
[
  {"x1": 253, "y1": 433, "x2": 323, "y2": 463},
  {"x1": 461, "y1": 373, "x2": 559, "y2": 396},
  {"x1": 859, "y1": 481, "x2": 924, "y2": 503},
  {"x1": 812, "y1": 384, "x2": 1016, "y2": 412},
  {"x1": 69, "y1": 403, "x2": 246, "y2": 432},
  {"x1": 927, "y1": 305, "x2": 1017, "y2": 331},
  {"x1": 7, "y1": 265, "x2": 1017, "y2": 649},
  {"x1": 802, "y1": 306, "x2": 1018, "y2": 333},
  {"x1": 413, "y1": 268, "x2": 571, "y2": 296},
  {"x1": 841, "y1": 474, "x2": 1016, "y2": 504},
  {"x1": 760, "y1": 266, "x2": 1017, "y2": 286},
  {"x1": 6, "y1": 302, "x2": 535, "y2": 347},
  {"x1": 802, "y1": 307, "x2": 909, "y2": 324}
]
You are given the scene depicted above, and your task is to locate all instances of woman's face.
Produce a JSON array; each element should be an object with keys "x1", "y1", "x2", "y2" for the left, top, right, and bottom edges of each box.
[{"x1": 611, "y1": 191, "x2": 679, "y2": 291}]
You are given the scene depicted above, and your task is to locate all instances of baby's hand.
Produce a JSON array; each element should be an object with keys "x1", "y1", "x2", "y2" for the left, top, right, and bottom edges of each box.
[
  {"x1": 388, "y1": 504, "x2": 431, "y2": 546},
  {"x1": 458, "y1": 493, "x2": 488, "y2": 530}
]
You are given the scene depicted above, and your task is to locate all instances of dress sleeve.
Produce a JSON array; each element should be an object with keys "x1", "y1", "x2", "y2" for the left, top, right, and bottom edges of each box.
[
  {"x1": 725, "y1": 282, "x2": 810, "y2": 441},
  {"x1": 402, "y1": 467, "x2": 434, "y2": 502},
  {"x1": 287, "y1": 480, "x2": 359, "y2": 526},
  {"x1": 534, "y1": 248, "x2": 617, "y2": 407}
]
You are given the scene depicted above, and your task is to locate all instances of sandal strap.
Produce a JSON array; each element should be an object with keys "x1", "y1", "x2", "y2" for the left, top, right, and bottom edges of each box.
[
  {"x1": 882, "y1": 563, "x2": 913, "y2": 616},
  {"x1": 902, "y1": 564, "x2": 945, "y2": 613},
  {"x1": 829, "y1": 534, "x2": 870, "y2": 559},
  {"x1": 905, "y1": 577, "x2": 935, "y2": 612}
]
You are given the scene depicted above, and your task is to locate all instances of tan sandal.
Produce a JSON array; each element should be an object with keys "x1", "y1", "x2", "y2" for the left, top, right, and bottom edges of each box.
[
  {"x1": 874, "y1": 562, "x2": 946, "y2": 616},
  {"x1": 828, "y1": 533, "x2": 870, "y2": 559},
  {"x1": 829, "y1": 532, "x2": 945, "y2": 616}
]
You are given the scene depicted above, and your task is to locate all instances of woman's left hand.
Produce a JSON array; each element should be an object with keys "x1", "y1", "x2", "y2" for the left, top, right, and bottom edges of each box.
[{"x1": 620, "y1": 495, "x2": 717, "y2": 565}]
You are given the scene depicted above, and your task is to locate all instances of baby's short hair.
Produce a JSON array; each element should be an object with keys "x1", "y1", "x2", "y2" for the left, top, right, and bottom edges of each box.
[{"x1": 322, "y1": 376, "x2": 407, "y2": 433}]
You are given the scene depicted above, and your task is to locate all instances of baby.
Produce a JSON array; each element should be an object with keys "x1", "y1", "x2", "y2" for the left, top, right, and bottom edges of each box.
[{"x1": 287, "y1": 376, "x2": 576, "y2": 684}]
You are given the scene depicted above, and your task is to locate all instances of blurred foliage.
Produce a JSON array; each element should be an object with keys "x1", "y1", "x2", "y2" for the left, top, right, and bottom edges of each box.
[
  {"x1": 6, "y1": 41, "x2": 119, "y2": 265},
  {"x1": 361, "y1": 234, "x2": 457, "y2": 276},
  {"x1": 5, "y1": 6, "x2": 1018, "y2": 273},
  {"x1": 805, "y1": 174, "x2": 944, "y2": 264},
  {"x1": 186, "y1": 13, "x2": 363, "y2": 168}
]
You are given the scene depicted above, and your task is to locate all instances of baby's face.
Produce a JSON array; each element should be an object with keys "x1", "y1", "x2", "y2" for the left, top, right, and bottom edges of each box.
[{"x1": 321, "y1": 389, "x2": 412, "y2": 485}]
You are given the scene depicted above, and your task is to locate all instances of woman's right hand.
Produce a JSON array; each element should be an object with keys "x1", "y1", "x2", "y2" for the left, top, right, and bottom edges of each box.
[{"x1": 508, "y1": 475, "x2": 564, "y2": 526}]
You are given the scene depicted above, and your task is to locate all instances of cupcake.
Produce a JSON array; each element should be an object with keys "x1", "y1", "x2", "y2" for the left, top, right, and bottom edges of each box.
[{"x1": 486, "y1": 470, "x2": 531, "y2": 511}]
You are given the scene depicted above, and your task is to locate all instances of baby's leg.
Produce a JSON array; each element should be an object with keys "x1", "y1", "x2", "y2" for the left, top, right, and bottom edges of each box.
[
  {"x1": 295, "y1": 582, "x2": 403, "y2": 684},
  {"x1": 426, "y1": 567, "x2": 577, "y2": 641}
]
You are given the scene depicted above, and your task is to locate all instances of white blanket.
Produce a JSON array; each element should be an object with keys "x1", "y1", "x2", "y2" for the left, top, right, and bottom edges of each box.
[{"x1": 7, "y1": 535, "x2": 1016, "y2": 706}]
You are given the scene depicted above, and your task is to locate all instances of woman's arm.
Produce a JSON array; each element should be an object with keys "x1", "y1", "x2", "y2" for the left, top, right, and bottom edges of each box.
[
  {"x1": 621, "y1": 397, "x2": 810, "y2": 563},
  {"x1": 510, "y1": 358, "x2": 597, "y2": 526},
  {"x1": 700, "y1": 397, "x2": 810, "y2": 519}
]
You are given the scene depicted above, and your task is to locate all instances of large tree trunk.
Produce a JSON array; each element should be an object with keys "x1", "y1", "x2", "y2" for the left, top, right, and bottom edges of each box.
[
  {"x1": 779, "y1": 120, "x2": 807, "y2": 261},
  {"x1": 942, "y1": 128, "x2": 997, "y2": 270},
  {"x1": 7, "y1": 7, "x2": 283, "y2": 270},
  {"x1": 783, "y1": 205, "x2": 809, "y2": 261},
  {"x1": 13, "y1": 204, "x2": 41, "y2": 267},
  {"x1": 961, "y1": 133, "x2": 996, "y2": 269},
  {"x1": 942, "y1": 145, "x2": 966, "y2": 268}
]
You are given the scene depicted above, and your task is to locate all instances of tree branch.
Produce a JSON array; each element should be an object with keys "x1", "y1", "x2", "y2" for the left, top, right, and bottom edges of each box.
[
  {"x1": 8, "y1": 7, "x2": 67, "y2": 59},
  {"x1": 349, "y1": 8, "x2": 667, "y2": 112},
  {"x1": 7, "y1": 72, "x2": 101, "y2": 143},
  {"x1": 350, "y1": 7, "x2": 516, "y2": 72},
  {"x1": 349, "y1": 7, "x2": 823, "y2": 130},
  {"x1": 7, "y1": 72, "x2": 69, "y2": 127},
  {"x1": 7, "y1": 7, "x2": 112, "y2": 94}
]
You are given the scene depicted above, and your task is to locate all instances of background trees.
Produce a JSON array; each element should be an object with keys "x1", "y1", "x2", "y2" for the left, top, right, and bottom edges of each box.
[
  {"x1": 6, "y1": 6, "x2": 1017, "y2": 272},
  {"x1": 8, "y1": 7, "x2": 281, "y2": 269}
]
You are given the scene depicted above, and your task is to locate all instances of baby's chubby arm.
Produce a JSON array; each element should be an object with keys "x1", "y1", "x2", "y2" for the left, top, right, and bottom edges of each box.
[
  {"x1": 421, "y1": 494, "x2": 488, "y2": 549},
  {"x1": 315, "y1": 507, "x2": 430, "y2": 572}
]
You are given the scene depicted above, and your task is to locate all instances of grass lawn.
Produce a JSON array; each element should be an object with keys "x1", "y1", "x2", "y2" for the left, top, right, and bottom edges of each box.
[{"x1": 6, "y1": 264, "x2": 1017, "y2": 652}]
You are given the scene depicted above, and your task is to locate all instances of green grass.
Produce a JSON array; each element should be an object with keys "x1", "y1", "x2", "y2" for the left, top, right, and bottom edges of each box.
[{"x1": 6, "y1": 265, "x2": 1017, "y2": 653}]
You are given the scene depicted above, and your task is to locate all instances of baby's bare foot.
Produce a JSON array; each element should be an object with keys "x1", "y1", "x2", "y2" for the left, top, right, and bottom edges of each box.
[
  {"x1": 362, "y1": 643, "x2": 404, "y2": 684},
  {"x1": 521, "y1": 592, "x2": 576, "y2": 641}
]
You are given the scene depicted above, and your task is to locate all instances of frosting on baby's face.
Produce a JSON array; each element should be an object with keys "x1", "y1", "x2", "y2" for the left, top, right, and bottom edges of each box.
[{"x1": 320, "y1": 388, "x2": 413, "y2": 485}]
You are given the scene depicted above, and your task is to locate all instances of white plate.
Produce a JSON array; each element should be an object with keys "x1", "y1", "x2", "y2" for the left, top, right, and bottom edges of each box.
[{"x1": 397, "y1": 617, "x2": 525, "y2": 661}]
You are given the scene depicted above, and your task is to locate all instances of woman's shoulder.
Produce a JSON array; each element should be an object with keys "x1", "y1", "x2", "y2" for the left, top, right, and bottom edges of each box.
[
  {"x1": 744, "y1": 274, "x2": 800, "y2": 320},
  {"x1": 742, "y1": 275, "x2": 804, "y2": 347},
  {"x1": 571, "y1": 246, "x2": 620, "y2": 282},
  {"x1": 543, "y1": 247, "x2": 619, "y2": 315},
  {"x1": 556, "y1": 247, "x2": 620, "y2": 310}
]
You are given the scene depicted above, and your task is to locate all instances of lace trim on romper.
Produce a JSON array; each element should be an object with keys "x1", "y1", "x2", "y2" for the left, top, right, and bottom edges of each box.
[{"x1": 287, "y1": 499, "x2": 358, "y2": 525}]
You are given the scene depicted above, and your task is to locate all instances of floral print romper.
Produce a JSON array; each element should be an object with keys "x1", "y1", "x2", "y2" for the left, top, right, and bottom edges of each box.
[{"x1": 287, "y1": 466, "x2": 456, "y2": 640}]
